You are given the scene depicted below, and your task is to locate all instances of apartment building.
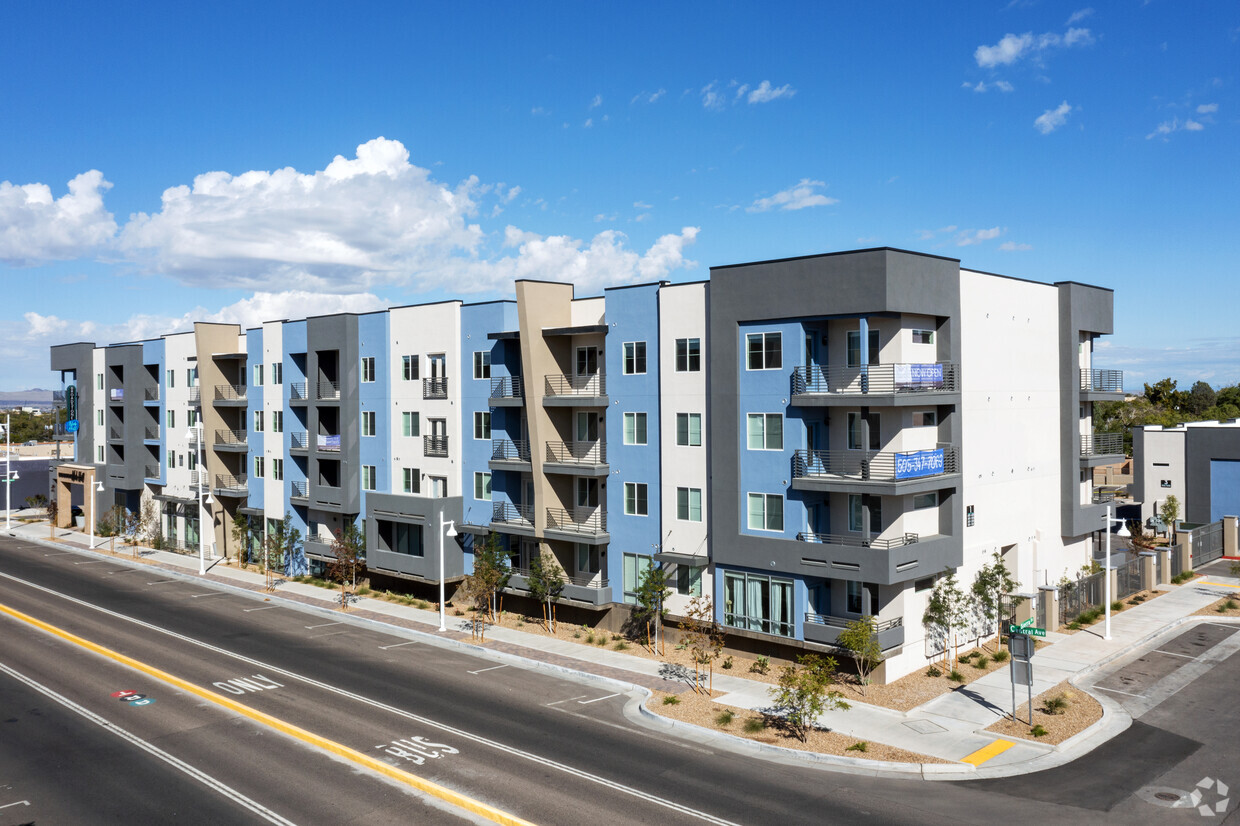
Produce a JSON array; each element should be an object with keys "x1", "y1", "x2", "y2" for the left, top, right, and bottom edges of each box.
[
  {"x1": 49, "y1": 247, "x2": 1122, "y2": 681},
  {"x1": 1132, "y1": 420, "x2": 1240, "y2": 524}
]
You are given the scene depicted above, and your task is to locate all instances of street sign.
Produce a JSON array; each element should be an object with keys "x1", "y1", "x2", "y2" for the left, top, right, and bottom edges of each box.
[
  {"x1": 65, "y1": 420, "x2": 79, "y2": 434},
  {"x1": 1020, "y1": 617, "x2": 1035, "y2": 629},
  {"x1": 1008, "y1": 633, "x2": 1035, "y2": 660},
  {"x1": 1009, "y1": 623, "x2": 1046, "y2": 638},
  {"x1": 1011, "y1": 659, "x2": 1033, "y2": 687},
  {"x1": 65, "y1": 385, "x2": 77, "y2": 421}
]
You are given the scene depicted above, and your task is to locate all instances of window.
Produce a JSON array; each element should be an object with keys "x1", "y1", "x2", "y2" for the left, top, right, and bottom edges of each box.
[
  {"x1": 97, "y1": 410, "x2": 103, "y2": 426},
  {"x1": 677, "y1": 487, "x2": 702, "y2": 522},
  {"x1": 913, "y1": 492, "x2": 938, "y2": 510},
  {"x1": 473, "y1": 351, "x2": 491, "y2": 380},
  {"x1": 1160, "y1": 480, "x2": 1172, "y2": 488},
  {"x1": 623, "y1": 341, "x2": 647, "y2": 375},
  {"x1": 622, "y1": 553, "x2": 651, "y2": 604},
  {"x1": 97, "y1": 373, "x2": 103, "y2": 390},
  {"x1": 179, "y1": 453, "x2": 185, "y2": 468},
  {"x1": 167, "y1": 409, "x2": 175, "y2": 429},
  {"x1": 429, "y1": 476, "x2": 447, "y2": 497},
  {"x1": 847, "y1": 330, "x2": 880, "y2": 367},
  {"x1": 849, "y1": 494, "x2": 882, "y2": 532},
  {"x1": 623, "y1": 412, "x2": 647, "y2": 445},
  {"x1": 915, "y1": 576, "x2": 937, "y2": 593},
  {"x1": 188, "y1": 367, "x2": 198, "y2": 386},
  {"x1": 746, "y1": 413, "x2": 782, "y2": 450},
  {"x1": 269, "y1": 411, "x2": 281, "y2": 433},
  {"x1": 577, "y1": 543, "x2": 600, "y2": 575},
  {"x1": 188, "y1": 452, "x2": 196, "y2": 470},
  {"x1": 361, "y1": 357, "x2": 375, "y2": 383},
  {"x1": 745, "y1": 332, "x2": 782, "y2": 370},
  {"x1": 402, "y1": 411, "x2": 419, "y2": 437},
  {"x1": 576, "y1": 478, "x2": 599, "y2": 508},
  {"x1": 272, "y1": 459, "x2": 283, "y2": 481},
  {"x1": 912, "y1": 329, "x2": 934, "y2": 344},
  {"x1": 362, "y1": 465, "x2": 376, "y2": 491},
  {"x1": 474, "y1": 472, "x2": 492, "y2": 501},
  {"x1": 966, "y1": 504, "x2": 975, "y2": 527},
  {"x1": 624, "y1": 482, "x2": 648, "y2": 516},
  {"x1": 379, "y1": 521, "x2": 423, "y2": 557},
  {"x1": 166, "y1": 369, "x2": 174, "y2": 388},
  {"x1": 675, "y1": 338, "x2": 701, "y2": 372},
  {"x1": 362, "y1": 410, "x2": 376, "y2": 436},
  {"x1": 188, "y1": 409, "x2": 198, "y2": 427},
  {"x1": 402, "y1": 355, "x2": 418, "y2": 381},
  {"x1": 473, "y1": 411, "x2": 491, "y2": 440},
  {"x1": 676, "y1": 565, "x2": 703, "y2": 596},
  {"x1": 254, "y1": 456, "x2": 265, "y2": 478},
  {"x1": 253, "y1": 410, "x2": 264, "y2": 431},
  {"x1": 402, "y1": 467, "x2": 419, "y2": 494},
  {"x1": 271, "y1": 362, "x2": 282, "y2": 385},
  {"x1": 912, "y1": 410, "x2": 937, "y2": 427},
  {"x1": 847, "y1": 412, "x2": 880, "y2": 450},
  {"x1": 723, "y1": 571, "x2": 792, "y2": 637},
  {"x1": 167, "y1": 451, "x2": 175, "y2": 470},
  {"x1": 253, "y1": 364, "x2": 264, "y2": 386},
  {"x1": 575, "y1": 347, "x2": 598, "y2": 376},
  {"x1": 97, "y1": 445, "x2": 104, "y2": 463},
  {"x1": 747, "y1": 493, "x2": 784, "y2": 532},
  {"x1": 676, "y1": 413, "x2": 702, "y2": 447}
]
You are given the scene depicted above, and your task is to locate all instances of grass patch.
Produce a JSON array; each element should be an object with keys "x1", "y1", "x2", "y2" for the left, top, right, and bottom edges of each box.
[
  {"x1": 992, "y1": 649, "x2": 1009, "y2": 663},
  {"x1": 613, "y1": 640, "x2": 629, "y2": 651},
  {"x1": 973, "y1": 655, "x2": 990, "y2": 669},
  {"x1": 1111, "y1": 601, "x2": 1124, "y2": 612},
  {"x1": 1031, "y1": 724, "x2": 1048, "y2": 737},
  {"x1": 715, "y1": 709, "x2": 735, "y2": 727},
  {"x1": 845, "y1": 741, "x2": 868, "y2": 753},
  {"x1": 721, "y1": 656, "x2": 734, "y2": 670},
  {"x1": 1225, "y1": 599, "x2": 1238, "y2": 611},
  {"x1": 1043, "y1": 693, "x2": 1070, "y2": 715},
  {"x1": 926, "y1": 665, "x2": 942, "y2": 677},
  {"x1": 948, "y1": 669, "x2": 965, "y2": 683},
  {"x1": 662, "y1": 695, "x2": 680, "y2": 706},
  {"x1": 1171, "y1": 570, "x2": 1196, "y2": 585},
  {"x1": 749, "y1": 655, "x2": 770, "y2": 675},
  {"x1": 743, "y1": 716, "x2": 766, "y2": 733}
]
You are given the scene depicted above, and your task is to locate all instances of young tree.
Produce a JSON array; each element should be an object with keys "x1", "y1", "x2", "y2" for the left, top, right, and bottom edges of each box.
[
  {"x1": 263, "y1": 513, "x2": 301, "y2": 592},
  {"x1": 471, "y1": 532, "x2": 512, "y2": 622},
  {"x1": 768, "y1": 654, "x2": 850, "y2": 742},
  {"x1": 1160, "y1": 495, "x2": 1181, "y2": 544},
  {"x1": 231, "y1": 513, "x2": 253, "y2": 565},
  {"x1": 122, "y1": 500, "x2": 157, "y2": 558},
  {"x1": 526, "y1": 552, "x2": 565, "y2": 633},
  {"x1": 327, "y1": 521, "x2": 366, "y2": 610},
  {"x1": 47, "y1": 497, "x2": 58, "y2": 539},
  {"x1": 923, "y1": 569, "x2": 967, "y2": 670},
  {"x1": 971, "y1": 552, "x2": 1021, "y2": 651},
  {"x1": 632, "y1": 563, "x2": 672, "y2": 653},
  {"x1": 679, "y1": 595, "x2": 717, "y2": 693},
  {"x1": 835, "y1": 616, "x2": 884, "y2": 695}
]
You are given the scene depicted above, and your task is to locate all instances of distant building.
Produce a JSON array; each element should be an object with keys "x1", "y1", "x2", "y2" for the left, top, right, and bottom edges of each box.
[{"x1": 1131, "y1": 420, "x2": 1240, "y2": 525}]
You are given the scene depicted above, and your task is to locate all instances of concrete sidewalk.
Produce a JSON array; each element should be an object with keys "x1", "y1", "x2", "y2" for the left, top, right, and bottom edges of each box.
[{"x1": 5, "y1": 518, "x2": 1233, "y2": 779}]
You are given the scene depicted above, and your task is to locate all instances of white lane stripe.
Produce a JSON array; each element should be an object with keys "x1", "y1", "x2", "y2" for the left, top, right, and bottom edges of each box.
[
  {"x1": 467, "y1": 664, "x2": 507, "y2": 675},
  {"x1": 244, "y1": 606, "x2": 279, "y2": 612},
  {"x1": 378, "y1": 641, "x2": 418, "y2": 650},
  {"x1": 304, "y1": 621, "x2": 343, "y2": 629},
  {"x1": 577, "y1": 692, "x2": 620, "y2": 705},
  {"x1": 0, "y1": 801, "x2": 30, "y2": 810},
  {"x1": 0, "y1": 570, "x2": 739, "y2": 826},
  {"x1": 1093, "y1": 685, "x2": 1144, "y2": 698},
  {"x1": 147, "y1": 580, "x2": 178, "y2": 585},
  {"x1": 0, "y1": 661, "x2": 296, "y2": 826},
  {"x1": 191, "y1": 592, "x2": 226, "y2": 598}
]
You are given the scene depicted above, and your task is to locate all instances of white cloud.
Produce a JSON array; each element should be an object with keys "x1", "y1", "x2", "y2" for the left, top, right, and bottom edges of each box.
[
  {"x1": 701, "y1": 82, "x2": 724, "y2": 110},
  {"x1": 747, "y1": 179, "x2": 838, "y2": 213},
  {"x1": 531, "y1": 106, "x2": 548, "y2": 116},
  {"x1": 747, "y1": 80, "x2": 795, "y2": 104},
  {"x1": 956, "y1": 227, "x2": 1002, "y2": 246},
  {"x1": 974, "y1": 28, "x2": 1093, "y2": 68},
  {"x1": 1066, "y1": 8, "x2": 1094, "y2": 25},
  {"x1": 999, "y1": 241, "x2": 1033, "y2": 251},
  {"x1": 631, "y1": 89, "x2": 666, "y2": 104},
  {"x1": 1197, "y1": 103, "x2": 1219, "y2": 114},
  {"x1": 634, "y1": 213, "x2": 650, "y2": 223},
  {"x1": 633, "y1": 201, "x2": 652, "y2": 210},
  {"x1": 589, "y1": 94, "x2": 602, "y2": 109},
  {"x1": 583, "y1": 118, "x2": 593, "y2": 128},
  {"x1": 915, "y1": 225, "x2": 957, "y2": 241},
  {"x1": 1034, "y1": 101, "x2": 1073, "y2": 134},
  {"x1": 964, "y1": 80, "x2": 1015, "y2": 93},
  {"x1": 1146, "y1": 115, "x2": 1211, "y2": 140},
  {"x1": 0, "y1": 170, "x2": 117, "y2": 266}
]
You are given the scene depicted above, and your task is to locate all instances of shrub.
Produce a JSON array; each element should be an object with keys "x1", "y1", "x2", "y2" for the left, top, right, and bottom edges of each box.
[
  {"x1": 958, "y1": 650, "x2": 975, "y2": 661},
  {"x1": 356, "y1": 585, "x2": 371, "y2": 595},
  {"x1": 926, "y1": 665, "x2": 942, "y2": 677},
  {"x1": 662, "y1": 695, "x2": 680, "y2": 705},
  {"x1": 1111, "y1": 601, "x2": 1124, "y2": 612},
  {"x1": 846, "y1": 741, "x2": 868, "y2": 753},
  {"x1": 1043, "y1": 694, "x2": 1070, "y2": 715},
  {"x1": 573, "y1": 630, "x2": 582, "y2": 639},
  {"x1": 715, "y1": 709, "x2": 735, "y2": 727},
  {"x1": 948, "y1": 670, "x2": 965, "y2": 683},
  {"x1": 973, "y1": 655, "x2": 990, "y2": 669},
  {"x1": 415, "y1": 599, "x2": 430, "y2": 610},
  {"x1": 993, "y1": 649, "x2": 1009, "y2": 663},
  {"x1": 584, "y1": 632, "x2": 595, "y2": 644},
  {"x1": 1031, "y1": 724, "x2": 1048, "y2": 737},
  {"x1": 1067, "y1": 620, "x2": 1081, "y2": 631},
  {"x1": 743, "y1": 717, "x2": 766, "y2": 733},
  {"x1": 1225, "y1": 599, "x2": 1238, "y2": 611},
  {"x1": 595, "y1": 636, "x2": 607, "y2": 646},
  {"x1": 750, "y1": 655, "x2": 771, "y2": 675},
  {"x1": 721, "y1": 655, "x2": 734, "y2": 670},
  {"x1": 614, "y1": 640, "x2": 629, "y2": 651}
]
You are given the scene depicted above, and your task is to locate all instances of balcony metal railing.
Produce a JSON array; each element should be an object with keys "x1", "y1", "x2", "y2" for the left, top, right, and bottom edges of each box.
[
  {"x1": 489, "y1": 376, "x2": 523, "y2": 401},
  {"x1": 316, "y1": 380, "x2": 340, "y2": 401},
  {"x1": 289, "y1": 431, "x2": 310, "y2": 450},
  {"x1": 214, "y1": 384, "x2": 246, "y2": 402},
  {"x1": 109, "y1": 427, "x2": 123, "y2": 441},
  {"x1": 545, "y1": 440, "x2": 606, "y2": 465},
  {"x1": 1092, "y1": 489, "x2": 1118, "y2": 504},
  {"x1": 795, "y1": 531, "x2": 920, "y2": 549},
  {"x1": 1081, "y1": 368, "x2": 1124, "y2": 393},
  {"x1": 187, "y1": 386, "x2": 201, "y2": 405},
  {"x1": 144, "y1": 465, "x2": 159, "y2": 479},
  {"x1": 213, "y1": 474, "x2": 248, "y2": 495},
  {"x1": 545, "y1": 506, "x2": 607, "y2": 536},
  {"x1": 144, "y1": 426, "x2": 160, "y2": 440},
  {"x1": 491, "y1": 439, "x2": 530, "y2": 462},
  {"x1": 214, "y1": 429, "x2": 247, "y2": 447},
  {"x1": 290, "y1": 481, "x2": 308, "y2": 499},
  {"x1": 509, "y1": 566, "x2": 608, "y2": 589},
  {"x1": 424, "y1": 434, "x2": 449, "y2": 457},
  {"x1": 1080, "y1": 432, "x2": 1124, "y2": 457},
  {"x1": 145, "y1": 387, "x2": 160, "y2": 401},
  {"x1": 289, "y1": 382, "x2": 308, "y2": 402},
  {"x1": 804, "y1": 613, "x2": 903, "y2": 632},
  {"x1": 187, "y1": 427, "x2": 201, "y2": 444},
  {"x1": 491, "y1": 501, "x2": 534, "y2": 528},
  {"x1": 189, "y1": 469, "x2": 206, "y2": 488},
  {"x1": 792, "y1": 444, "x2": 958, "y2": 483},
  {"x1": 791, "y1": 363, "x2": 959, "y2": 396},
  {"x1": 544, "y1": 372, "x2": 606, "y2": 398},
  {"x1": 423, "y1": 376, "x2": 448, "y2": 400}
]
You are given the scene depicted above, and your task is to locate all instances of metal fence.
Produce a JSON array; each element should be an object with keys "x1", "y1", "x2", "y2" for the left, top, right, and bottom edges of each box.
[
  {"x1": 1191, "y1": 522, "x2": 1225, "y2": 568},
  {"x1": 1116, "y1": 557, "x2": 1142, "y2": 599},
  {"x1": 1059, "y1": 570, "x2": 1106, "y2": 626}
]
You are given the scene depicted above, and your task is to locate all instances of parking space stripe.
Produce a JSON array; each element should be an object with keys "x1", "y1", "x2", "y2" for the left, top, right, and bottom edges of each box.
[{"x1": 960, "y1": 738, "x2": 1015, "y2": 766}]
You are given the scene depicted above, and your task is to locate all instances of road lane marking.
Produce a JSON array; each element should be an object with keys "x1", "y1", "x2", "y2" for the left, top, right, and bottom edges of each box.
[
  {"x1": 0, "y1": 660, "x2": 295, "y2": 825},
  {"x1": 147, "y1": 579, "x2": 177, "y2": 585},
  {"x1": 1093, "y1": 685, "x2": 1145, "y2": 698},
  {"x1": 578, "y1": 693, "x2": 621, "y2": 705},
  {"x1": 43, "y1": 552, "x2": 79, "y2": 557},
  {"x1": 109, "y1": 569, "x2": 141, "y2": 575},
  {"x1": 190, "y1": 592, "x2": 226, "y2": 598},
  {"x1": 305, "y1": 621, "x2": 344, "y2": 629},
  {"x1": 0, "y1": 801, "x2": 30, "y2": 810},
  {"x1": 467, "y1": 664, "x2": 508, "y2": 675},
  {"x1": 0, "y1": 572, "x2": 742, "y2": 826},
  {"x1": 0, "y1": 602, "x2": 534, "y2": 826},
  {"x1": 545, "y1": 696, "x2": 587, "y2": 706},
  {"x1": 1198, "y1": 581, "x2": 1240, "y2": 589},
  {"x1": 73, "y1": 560, "x2": 103, "y2": 565},
  {"x1": 379, "y1": 641, "x2": 418, "y2": 650},
  {"x1": 1153, "y1": 649, "x2": 1198, "y2": 659},
  {"x1": 243, "y1": 606, "x2": 278, "y2": 612},
  {"x1": 960, "y1": 739, "x2": 1015, "y2": 766}
]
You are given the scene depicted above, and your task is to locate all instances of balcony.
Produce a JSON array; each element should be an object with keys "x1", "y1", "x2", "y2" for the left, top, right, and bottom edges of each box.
[
  {"x1": 108, "y1": 427, "x2": 124, "y2": 443},
  {"x1": 506, "y1": 565, "x2": 612, "y2": 606},
  {"x1": 795, "y1": 531, "x2": 919, "y2": 549},
  {"x1": 488, "y1": 376, "x2": 524, "y2": 407},
  {"x1": 289, "y1": 382, "x2": 308, "y2": 405},
  {"x1": 490, "y1": 439, "x2": 531, "y2": 470},
  {"x1": 1080, "y1": 368, "x2": 1124, "y2": 400},
  {"x1": 213, "y1": 474, "x2": 248, "y2": 497},
  {"x1": 1091, "y1": 488, "x2": 1119, "y2": 504},
  {"x1": 490, "y1": 501, "x2": 534, "y2": 534},
  {"x1": 790, "y1": 363, "x2": 960, "y2": 406},
  {"x1": 424, "y1": 434, "x2": 449, "y2": 458},
  {"x1": 543, "y1": 373, "x2": 607, "y2": 407},
  {"x1": 108, "y1": 388, "x2": 124, "y2": 403},
  {"x1": 802, "y1": 614, "x2": 905, "y2": 650},
  {"x1": 423, "y1": 376, "x2": 448, "y2": 400},
  {"x1": 144, "y1": 387, "x2": 160, "y2": 403},
  {"x1": 791, "y1": 444, "x2": 959, "y2": 494},
  {"x1": 144, "y1": 426, "x2": 160, "y2": 441},
  {"x1": 289, "y1": 431, "x2": 310, "y2": 453},
  {"x1": 144, "y1": 465, "x2": 160, "y2": 480},
  {"x1": 213, "y1": 384, "x2": 247, "y2": 405},
  {"x1": 1080, "y1": 432, "x2": 1124, "y2": 466},
  {"x1": 187, "y1": 386, "x2": 201, "y2": 406},
  {"x1": 189, "y1": 469, "x2": 207, "y2": 489},
  {"x1": 543, "y1": 440, "x2": 608, "y2": 476},
  {"x1": 316, "y1": 381, "x2": 340, "y2": 401},
  {"x1": 214, "y1": 429, "x2": 248, "y2": 452},
  {"x1": 290, "y1": 481, "x2": 309, "y2": 501},
  {"x1": 544, "y1": 506, "x2": 608, "y2": 544},
  {"x1": 316, "y1": 433, "x2": 341, "y2": 452}
]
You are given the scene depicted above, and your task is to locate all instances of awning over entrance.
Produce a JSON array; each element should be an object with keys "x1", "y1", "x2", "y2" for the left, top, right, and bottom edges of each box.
[{"x1": 652, "y1": 551, "x2": 707, "y2": 566}]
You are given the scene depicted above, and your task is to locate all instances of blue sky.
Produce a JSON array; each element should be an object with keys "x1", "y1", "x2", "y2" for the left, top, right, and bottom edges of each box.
[{"x1": 2, "y1": 1, "x2": 1236, "y2": 392}]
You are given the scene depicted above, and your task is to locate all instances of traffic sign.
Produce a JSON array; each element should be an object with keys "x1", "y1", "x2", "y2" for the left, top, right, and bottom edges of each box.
[
  {"x1": 1020, "y1": 617, "x2": 1035, "y2": 629},
  {"x1": 65, "y1": 419, "x2": 79, "y2": 433},
  {"x1": 1009, "y1": 624, "x2": 1046, "y2": 638}
]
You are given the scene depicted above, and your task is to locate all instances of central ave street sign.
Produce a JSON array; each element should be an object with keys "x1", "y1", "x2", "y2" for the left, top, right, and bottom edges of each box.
[{"x1": 1009, "y1": 624, "x2": 1047, "y2": 638}]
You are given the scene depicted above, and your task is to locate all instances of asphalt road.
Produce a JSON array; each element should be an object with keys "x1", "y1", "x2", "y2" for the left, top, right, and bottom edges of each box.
[{"x1": 2, "y1": 535, "x2": 1238, "y2": 825}]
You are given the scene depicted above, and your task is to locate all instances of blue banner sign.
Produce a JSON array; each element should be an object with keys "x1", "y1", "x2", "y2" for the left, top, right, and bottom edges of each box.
[
  {"x1": 894, "y1": 448, "x2": 945, "y2": 479},
  {"x1": 894, "y1": 363, "x2": 944, "y2": 389},
  {"x1": 65, "y1": 419, "x2": 80, "y2": 433}
]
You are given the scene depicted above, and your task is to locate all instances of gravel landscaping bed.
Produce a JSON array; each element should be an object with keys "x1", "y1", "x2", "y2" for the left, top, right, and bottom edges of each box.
[
  {"x1": 984, "y1": 680, "x2": 1102, "y2": 745},
  {"x1": 1195, "y1": 596, "x2": 1240, "y2": 617}
]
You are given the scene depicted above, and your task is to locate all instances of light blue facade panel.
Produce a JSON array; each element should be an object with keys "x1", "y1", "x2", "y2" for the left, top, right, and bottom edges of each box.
[
  {"x1": 358, "y1": 312, "x2": 391, "y2": 509},
  {"x1": 283, "y1": 320, "x2": 309, "y2": 505},
  {"x1": 1210, "y1": 459, "x2": 1240, "y2": 523},
  {"x1": 142, "y1": 339, "x2": 166, "y2": 485},
  {"x1": 246, "y1": 329, "x2": 265, "y2": 511}
]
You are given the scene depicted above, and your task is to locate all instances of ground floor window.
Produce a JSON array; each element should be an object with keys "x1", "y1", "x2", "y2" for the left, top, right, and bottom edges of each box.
[
  {"x1": 377, "y1": 520, "x2": 423, "y2": 557},
  {"x1": 576, "y1": 543, "x2": 600, "y2": 576},
  {"x1": 723, "y1": 571, "x2": 793, "y2": 637},
  {"x1": 675, "y1": 565, "x2": 703, "y2": 596},
  {"x1": 622, "y1": 552, "x2": 650, "y2": 604}
]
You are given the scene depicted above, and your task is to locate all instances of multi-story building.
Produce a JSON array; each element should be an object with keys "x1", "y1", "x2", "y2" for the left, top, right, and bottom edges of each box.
[
  {"x1": 49, "y1": 247, "x2": 1123, "y2": 681},
  {"x1": 1132, "y1": 420, "x2": 1240, "y2": 525}
]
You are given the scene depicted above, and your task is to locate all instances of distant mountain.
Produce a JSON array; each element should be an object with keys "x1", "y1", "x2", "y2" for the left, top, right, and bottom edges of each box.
[{"x1": 0, "y1": 389, "x2": 54, "y2": 402}]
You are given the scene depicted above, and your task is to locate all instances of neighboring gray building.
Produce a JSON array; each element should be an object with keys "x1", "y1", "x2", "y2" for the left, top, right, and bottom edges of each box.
[{"x1": 1132, "y1": 420, "x2": 1240, "y2": 524}]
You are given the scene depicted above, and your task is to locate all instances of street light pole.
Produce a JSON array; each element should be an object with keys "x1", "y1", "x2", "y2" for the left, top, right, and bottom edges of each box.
[
  {"x1": 187, "y1": 424, "x2": 207, "y2": 575},
  {"x1": 438, "y1": 510, "x2": 457, "y2": 632},
  {"x1": 1102, "y1": 504, "x2": 1131, "y2": 641},
  {"x1": 5, "y1": 413, "x2": 18, "y2": 531},
  {"x1": 89, "y1": 479, "x2": 103, "y2": 549}
]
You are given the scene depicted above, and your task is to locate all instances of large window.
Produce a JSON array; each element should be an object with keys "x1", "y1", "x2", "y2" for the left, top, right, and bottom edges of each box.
[
  {"x1": 675, "y1": 338, "x2": 701, "y2": 372},
  {"x1": 271, "y1": 362, "x2": 282, "y2": 385},
  {"x1": 272, "y1": 458, "x2": 283, "y2": 481},
  {"x1": 473, "y1": 351, "x2": 491, "y2": 380},
  {"x1": 676, "y1": 565, "x2": 703, "y2": 596},
  {"x1": 676, "y1": 487, "x2": 702, "y2": 522},
  {"x1": 623, "y1": 341, "x2": 647, "y2": 375},
  {"x1": 362, "y1": 410, "x2": 376, "y2": 437},
  {"x1": 576, "y1": 478, "x2": 599, "y2": 508},
  {"x1": 402, "y1": 467, "x2": 419, "y2": 494},
  {"x1": 745, "y1": 332, "x2": 781, "y2": 371},
  {"x1": 622, "y1": 553, "x2": 651, "y2": 604},
  {"x1": 473, "y1": 411, "x2": 491, "y2": 440},
  {"x1": 577, "y1": 543, "x2": 600, "y2": 576},
  {"x1": 846, "y1": 412, "x2": 880, "y2": 450},
  {"x1": 623, "y1": 412, "x2": 647, "y2": 445},
  {"x1": 474, "y1": 471, "x2": 492, "y2": 501},
  {"x1": 847, "y1": 330, "x2": 880, "y2": 368},
  {"x1": 271, "y1": 410, "x2": 283, "y2": 433},
  {"x1": 166, "y1": 369, "x2": 174, "y2": 388},
  {"x1": 848, "y1": 494, "x2": 882, "y2": 532},
  {"x1": 253, "y1": 410, "x2": 264, "y2": 431},
  {"x1": 624, "y1": 482, "x2": 648, "y2": 516},
  {"x1": 846, "y1": 581, "x2": 879, "y2": 615},
  {"x1": 378, "y1": 521, "x2": 423, "y2": 557},
  {"x1": 747, "y1": 493, "x2": 783, "y2": 532},
  {"x1": 253, "y1": 456, "x2": 265, "y2": 478},
  {"x1": 402, "y1": 411, "x2": 419, "y2": 437},
  {"x1": 253, "y1": 364, "x2": 264, "y2": 386},
  {"x1": 676, "y1": 413, "x2": 702, "y2": 447},
  {"x1": 402, "y1": 355, "x2": 418, "y2": 381},
  {"x1": 746, "y1": 413, "x2": 783, "y2": 450},
  {"x1": 361, "y1": 357, "x2": 375, "y2": 383},
  {"x1": 724, "y1": 571, "x2": 793, "y2": 637},
  {"x1": 362, "y1": 465, "x2": 376, "y2": 491}
]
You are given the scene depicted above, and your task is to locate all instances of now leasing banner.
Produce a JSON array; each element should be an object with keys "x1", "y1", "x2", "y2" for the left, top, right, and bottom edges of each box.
[
  {"x1": 893, "y1": 362, "x2": 944, "y2": 389},
  {"x1": 894, "y1": 448, "x2": 945, "y2": 480}
]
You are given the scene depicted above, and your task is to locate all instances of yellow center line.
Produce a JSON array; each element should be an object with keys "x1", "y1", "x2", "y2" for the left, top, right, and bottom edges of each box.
[
  {"x1": 0, "y1": 602, "x2": 535, "y2": 826},
  {"x1": 960, "y1": 738, "x2": 1015, "y2": 766}
]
